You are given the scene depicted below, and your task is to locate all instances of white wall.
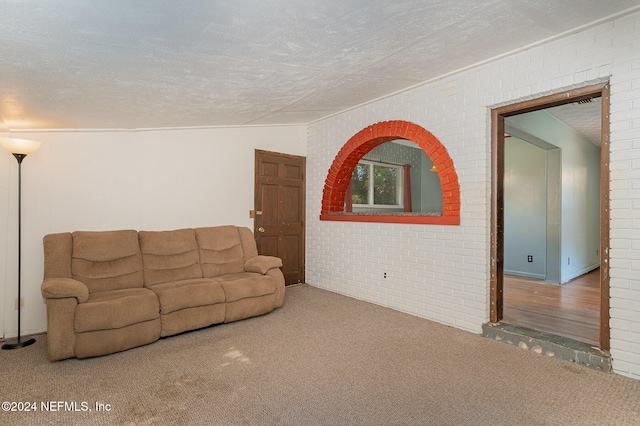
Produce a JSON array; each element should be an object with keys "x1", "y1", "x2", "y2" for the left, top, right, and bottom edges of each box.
[
  {"x1": 307, "y1": 11, "x2": 640, "y2": 379},
  {"x1": 1, "y1": 131, "x2": 11, "y2": 346},
  {"x1": 0, "y1": 125, "x2": 306, "y2": 338},
  {"x1": 503, "y1": 137, "x2": 548, "y2": 280},
  {"x1": 419, "y1": 155, "x2": 443, "y2": 214}
]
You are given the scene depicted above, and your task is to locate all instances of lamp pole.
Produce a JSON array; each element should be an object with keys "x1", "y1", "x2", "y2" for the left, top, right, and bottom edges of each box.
[{"x1": 1, "y1": 138, "x2": 40, "y2": 350}]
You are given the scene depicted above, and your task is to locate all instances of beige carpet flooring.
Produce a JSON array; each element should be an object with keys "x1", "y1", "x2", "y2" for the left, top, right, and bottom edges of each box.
[{"x1": 2, "y1": 284, "x2": 640, "y2": 425}]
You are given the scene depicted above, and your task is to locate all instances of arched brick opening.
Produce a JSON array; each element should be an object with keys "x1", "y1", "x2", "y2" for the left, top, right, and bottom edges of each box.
[{"x1": 320, "y1": 120, "x2": 460, "y2": 225}]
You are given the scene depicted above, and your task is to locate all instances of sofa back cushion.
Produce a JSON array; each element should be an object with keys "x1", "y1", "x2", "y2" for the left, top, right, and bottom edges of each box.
[
  {"x1": 139, "y1": 228, "x2": 203, "y2": 286},
  {"x1": 71, "y1": 230, "x2": 144, "y2": 294},
  {"x1": 195, "y1": 226, "x2": 246, "y2": 278}
]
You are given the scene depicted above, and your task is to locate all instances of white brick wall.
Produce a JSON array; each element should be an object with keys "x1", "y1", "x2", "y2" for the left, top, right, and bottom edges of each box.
[{"x1": 307, "y1": 11, "x2": 640, "y2": 379}]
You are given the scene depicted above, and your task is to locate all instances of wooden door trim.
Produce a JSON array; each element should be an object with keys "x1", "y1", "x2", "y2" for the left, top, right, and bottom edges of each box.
[
  {"x1": 490, "y1": 81, "x2": 610, "y2": 350},
  {"x1": 599, "y1": 83, "x2": 611, "y2": 349},
  {"x1": 254, "y1": 149, "x2": 306, "y2": 284}
]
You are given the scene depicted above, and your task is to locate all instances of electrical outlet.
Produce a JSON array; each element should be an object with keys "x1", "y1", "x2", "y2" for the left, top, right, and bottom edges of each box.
[
  {"x1": 14, "y1": 297, "x2": 24, "y2": 310},
  {"x1": 527, "y1": 255, "x2": 533, "y2": 262}
]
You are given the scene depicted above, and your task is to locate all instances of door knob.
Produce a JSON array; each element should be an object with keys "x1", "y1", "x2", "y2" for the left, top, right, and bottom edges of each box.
[{"x1": 258, "y1": 227, "x2": 265, "y2": 233}]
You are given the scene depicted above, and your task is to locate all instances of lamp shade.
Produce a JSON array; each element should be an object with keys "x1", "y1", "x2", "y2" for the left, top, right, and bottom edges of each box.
[{"x1": 0, "y1": 137, "x2": 41, "y2": 155}]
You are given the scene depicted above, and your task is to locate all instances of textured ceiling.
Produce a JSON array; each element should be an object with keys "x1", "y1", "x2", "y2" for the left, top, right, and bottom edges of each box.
[
  {"x1": 546, "y1": 97, "x2": 602, "y2": 146},
  {"x1": 1, "y1": 0, "x2": 638, "y2": 131}
]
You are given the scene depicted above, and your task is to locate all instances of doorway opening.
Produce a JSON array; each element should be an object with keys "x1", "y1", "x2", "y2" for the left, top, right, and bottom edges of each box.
[{"x1": 490, "y1": 82, "x2": 610, "y2": 350}]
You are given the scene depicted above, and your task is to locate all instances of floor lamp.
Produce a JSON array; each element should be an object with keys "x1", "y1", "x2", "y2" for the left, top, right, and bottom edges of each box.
[{"x1": 1, "y1": 137, "x2": 41, "y2": 350}]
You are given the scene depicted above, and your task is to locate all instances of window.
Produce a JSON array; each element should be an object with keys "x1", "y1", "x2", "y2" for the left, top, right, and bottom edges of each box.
[
  {"x1": 351, "y1": 160, "x2": 403, "y2": 208},
  {"x1": 320, "y1": 120, "x2": 460, "y2": 225}
]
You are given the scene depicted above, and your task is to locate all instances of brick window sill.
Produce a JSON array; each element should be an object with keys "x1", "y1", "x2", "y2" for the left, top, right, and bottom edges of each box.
[{"x1": 320, "y1": 213, "x2": 460, "y2": 225}]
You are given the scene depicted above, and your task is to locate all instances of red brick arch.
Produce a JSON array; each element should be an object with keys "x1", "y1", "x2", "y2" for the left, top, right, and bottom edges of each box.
[{"x1": 320, "y1": 120, "x2": 460, "y2": 225}]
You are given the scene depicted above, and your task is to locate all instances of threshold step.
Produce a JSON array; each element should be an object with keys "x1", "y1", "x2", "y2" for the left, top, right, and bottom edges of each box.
[{"x1": 482, "y1": 322, "x2": 611, "y2": 372}]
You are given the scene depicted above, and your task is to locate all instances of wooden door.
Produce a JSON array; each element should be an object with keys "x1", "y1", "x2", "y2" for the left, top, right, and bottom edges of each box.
[{"x1": 254, "y1": 150, "x2": 305, "y2": 284}]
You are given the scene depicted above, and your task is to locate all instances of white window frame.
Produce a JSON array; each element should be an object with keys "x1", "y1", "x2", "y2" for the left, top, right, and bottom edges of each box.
[{"x1": 352, "y1": 160, "x2": 404, "y2": 209}]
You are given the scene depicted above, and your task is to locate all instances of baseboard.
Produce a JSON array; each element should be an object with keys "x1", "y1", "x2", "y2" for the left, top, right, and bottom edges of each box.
[
  {"x1": 503, "y1": 270, "x2": 545, "y2": 280},
  {"x1": 561, "y1": 263, "x2": 600, "y2": 284}
]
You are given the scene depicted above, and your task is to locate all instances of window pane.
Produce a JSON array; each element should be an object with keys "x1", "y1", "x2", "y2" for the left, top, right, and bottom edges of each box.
[
  {"x1": 351, "y1": 163, "x2": 370, "y2": 204},
  {"x1": 373, "y1": 165, "x2": 397, "y2": 205}
]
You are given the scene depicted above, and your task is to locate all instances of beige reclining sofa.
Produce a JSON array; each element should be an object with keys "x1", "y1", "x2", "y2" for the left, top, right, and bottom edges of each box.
[{"x1": 41, "y1": 225, "x2": 285, "y2": 361}]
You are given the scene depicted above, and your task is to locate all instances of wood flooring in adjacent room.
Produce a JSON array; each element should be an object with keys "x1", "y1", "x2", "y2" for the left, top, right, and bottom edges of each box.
[{"x1": 502, "y1": 268, "x2": 600, "y2": 346}]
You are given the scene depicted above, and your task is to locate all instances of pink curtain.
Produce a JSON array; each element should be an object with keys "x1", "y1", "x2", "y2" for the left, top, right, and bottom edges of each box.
[{"x1": 403, "y1": 164, "x2": 412, "y2": 212}]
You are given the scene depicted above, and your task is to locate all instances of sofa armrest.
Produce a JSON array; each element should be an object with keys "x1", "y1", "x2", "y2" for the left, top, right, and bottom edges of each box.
[
  {"x1": 42, "y1": 278, "x2": 90, "y2": 303},
  {"x1": 244, "y1": 255, "x2": 283, "y2": 275}
]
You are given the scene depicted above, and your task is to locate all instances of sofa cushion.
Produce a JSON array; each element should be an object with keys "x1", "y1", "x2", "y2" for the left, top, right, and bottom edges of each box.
[
  {"x1": 215, "y1": 272, "x2": 276, "y2": 303},
  {"x1": 71, "y1": 230, "x2": 144, "y2": 294},
  {"x1": 147, "y1": 278, "x2": 225, "y2": 314},
  {"x1": 75, "y1": 318, "x2": 161, "y2": 359},
  {"x1": 196, "y1": 226, "x2": 246, "y2": 277},
  {"x1": 75, "y1": 288, "x2": 159, "y2": 333},
  {"x1": 139, "y1": 229, "x2": 203, "y2": 286}
]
